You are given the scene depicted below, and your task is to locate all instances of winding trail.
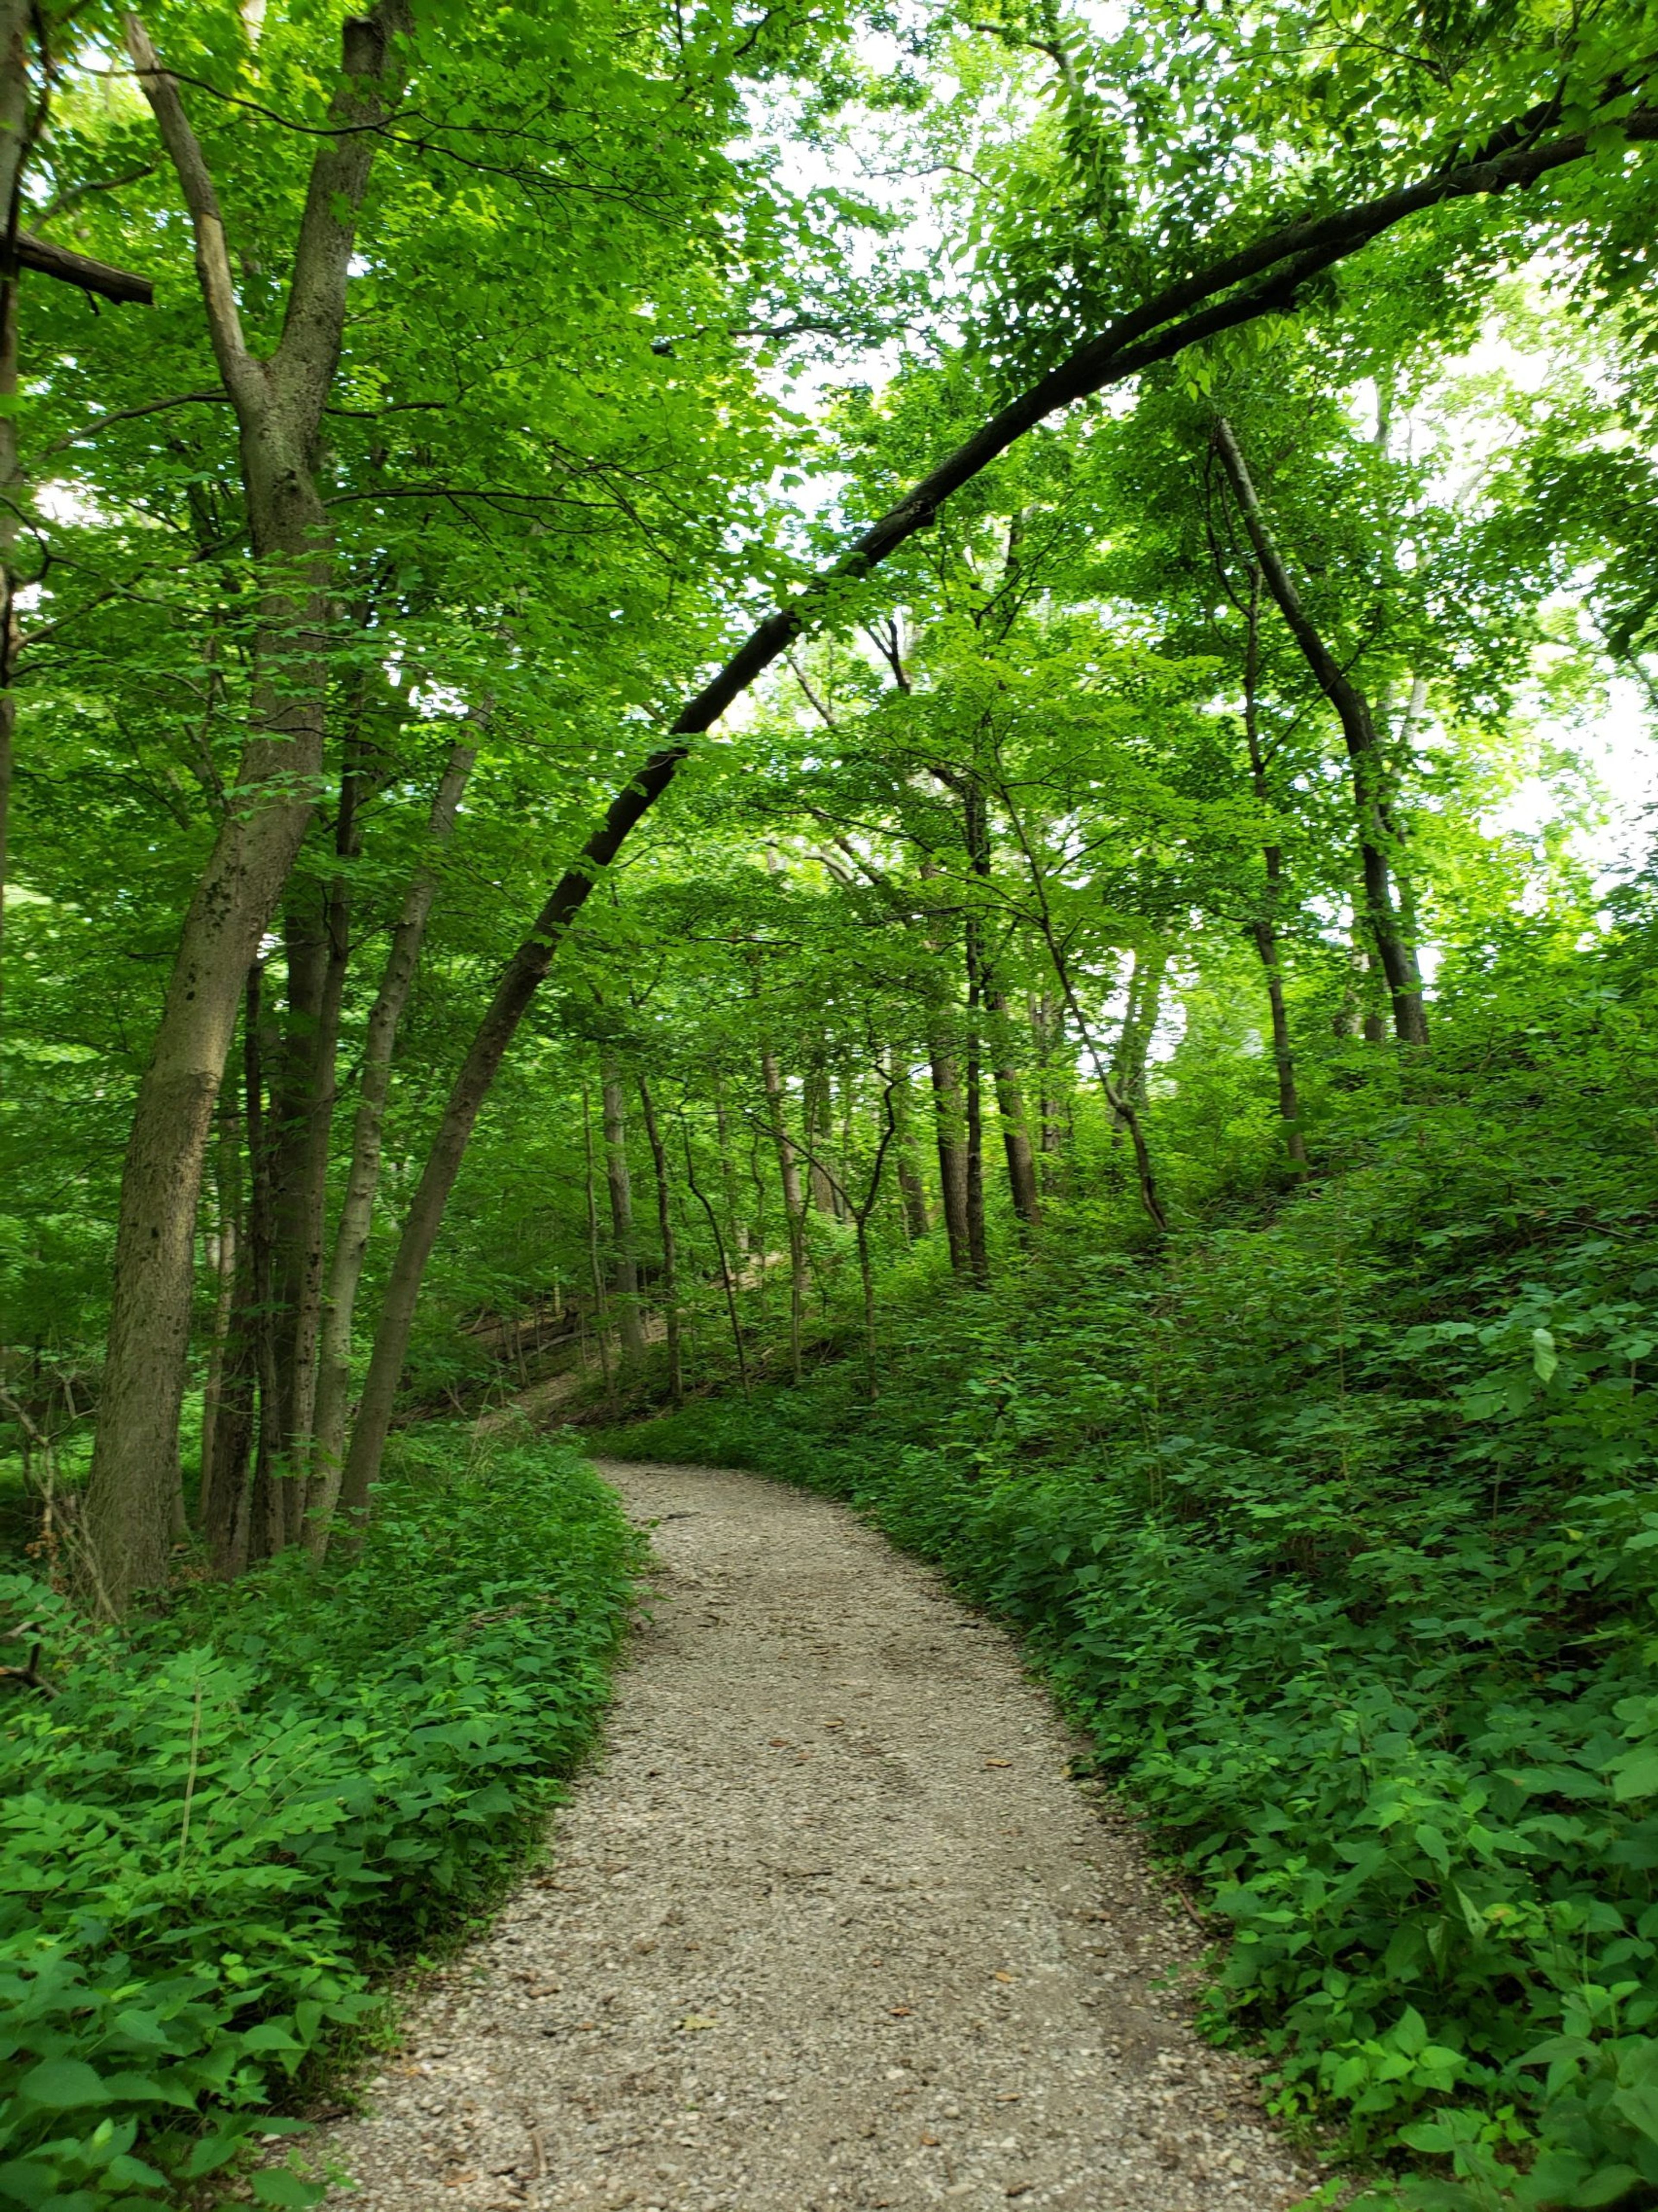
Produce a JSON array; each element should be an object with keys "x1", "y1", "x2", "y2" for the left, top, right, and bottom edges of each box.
[{"x1": 314, "y1": 1459, "x2": 1312, "y2": 2211}]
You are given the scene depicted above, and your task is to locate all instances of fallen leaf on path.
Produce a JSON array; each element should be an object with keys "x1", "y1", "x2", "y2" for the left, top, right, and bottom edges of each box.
[
  {"x1": 920, "y1": 2133, "x2": 941, "y2": 2146},
  {"x1": 889, "y1": 2005, "x2": 912, "y2": 2017},
  {"x1": 984, "y1": 1758, "x2": 1012, "y2": 1768},
  {"x1": 994, "y1": 1971, "x2": 1016, "y2": 1984},
  {"x1": 678, "y1": 2014, "x2": 718, "y2": 2032},
  {"x1": 769, "y1": 1738, "x2": 790, "y2": 1747}
]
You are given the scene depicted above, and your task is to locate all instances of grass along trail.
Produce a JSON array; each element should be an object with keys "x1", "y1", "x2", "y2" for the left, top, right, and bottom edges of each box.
[{"x1": 311, "y1": 1457, "x2": 1313, "y2": 2211}]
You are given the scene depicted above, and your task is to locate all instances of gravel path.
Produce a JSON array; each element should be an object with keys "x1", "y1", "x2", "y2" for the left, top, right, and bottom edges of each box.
[{"x1": 313, "y1": 1458, "x2": 1313, "y2": 2212}]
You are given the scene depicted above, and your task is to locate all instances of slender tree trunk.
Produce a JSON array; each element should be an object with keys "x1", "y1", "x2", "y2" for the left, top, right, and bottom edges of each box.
[
  {"x1": 637, "y1": 1076, "x2": 682, "y2": 1406},
  {"x1": 1212, "y1": 416, "x2": 1428, "y2": 1049},
  {"x1": 987, "y1": 989, "x2": 1041, "y2": 1233},
  {"x1": 601, "y1": 1058, "x2": 645, "y2": 1365},
  {"x1": 713, "y1": 1078, "x2": 748, "y2": 1256},
  {"x1": 0, "y1": 0, "x2": 31, "y2": 1077},
  {"x1": 889, "y1": 1059, "x2": 930, "y2": 1239},
  {"x1": 1030, "y1": 994, "x2": 1066, "y2": 1189},
  {"x1": 1111, "y1": 947, "x2": 1168, "y2": 1120},
  {"x1": 581, "y1": 1087, "x2": 614, "y2": 1400},
  {"x1": 760, "y1": 1048, "x2": 807, "y2": 1385},
  {"x1": 196, "y1": 1099, "x2": 240, "y2": 1545},
  {"x1": 242, "y1": 966, "x2": 283, "y2": 1569},
  {"x1": 1239, "y1": 566, "x2": 1309, "y2": 1165},
  {"x1": 804, "y1": 1066, "x2": 836, "y2": 1217},
  {"x1": 681, "y1": 1116, "x2": 749, "y2": 1398},
  {"x1": 307, "y1": 737, "x2": 473, "y2": 1553},
  {"x1": 928, "y1": 1037, "x2": 972, "y2": 1271},
  {"x1": 83, "y1": 8, "x2": 409, "y2": 1610}
]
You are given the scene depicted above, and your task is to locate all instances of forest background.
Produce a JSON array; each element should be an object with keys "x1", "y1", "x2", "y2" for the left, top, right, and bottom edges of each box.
[{"x1": 7, "y1": 0, "x2": 1658, "y2": 2207}]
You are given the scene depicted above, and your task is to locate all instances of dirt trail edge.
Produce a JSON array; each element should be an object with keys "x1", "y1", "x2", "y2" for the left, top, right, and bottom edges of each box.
[{"x1": 313, "y1": 1458, "x2": 1315, "y2": 2212}]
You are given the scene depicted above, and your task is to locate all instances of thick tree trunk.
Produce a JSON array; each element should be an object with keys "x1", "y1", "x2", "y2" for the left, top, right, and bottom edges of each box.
[
  {"x1": 601, "y1": 1058, "x2": 646, "y2": 1365},
  {"x1": 306, "y1": 738, "x2": 473, "y2": 1553},
  {"x1": 1212, "y1": 417, "x2": 1429, "y2": 1049},
  {"x1": 82, "y1": 7, "x2": 408, "y2": 1610},
  {"x1": 637, "y1": 1076, "x2": 682, "y2": 1405}
]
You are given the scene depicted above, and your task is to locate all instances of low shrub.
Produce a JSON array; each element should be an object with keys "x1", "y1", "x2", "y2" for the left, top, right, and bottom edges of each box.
[{"x1": 0, "y1": 1432, "x2": 641, "y2": 2212}]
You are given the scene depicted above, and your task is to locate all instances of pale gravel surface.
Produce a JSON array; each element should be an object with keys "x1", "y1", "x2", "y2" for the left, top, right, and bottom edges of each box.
[{"x1": 311, "y1": 1458, "x2": 1316, "y2": 2212}]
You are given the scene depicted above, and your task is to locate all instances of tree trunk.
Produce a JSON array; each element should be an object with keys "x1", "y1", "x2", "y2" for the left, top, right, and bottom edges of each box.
[
  {"x1": 601, "y1": 1058, "x2": 645, "y2": 1365},
  {"x1": 1212, "y1": 416, "x2": 1429, "y2": 1049},
  {"x1": 1030, "y1": 994, "x2": 1066, "y2": 1188},
  {"x1": 0, "y1": 0, "x2": 31, "y2": 1080},
  {"x1": 1111, "y1": 946, "x2": 1168, "y2": 1121},
  {"x1": 1238, "y1": 566, "x2": 1309, "y2": 1165},
  {"x1": 804, "y1": 1065, "x2": 836, "y2": 1217},
  {"x1": 761, "y1": 1048, "x2": 807, "y2": 1384},
  {"x1": 582, "y1": 1086, "x2": 614, "y2": 1400},
  {"x1": 637, "y1": 1076, "x2": 682, "y2": 1405},
  {"x1": 196, "y1": 1099, "x2": 241, "y2": 1549},
  {"x1": 307, "y1": 737, "x2": 474, "y2": 1554},
  {"x1": 988, "y1": 990, "x2": 1041, "y2": 1232},
  {"x1": 82, "y1": 7, "x2": 409, "y2": 1610},
  {"x1": 889, "y1": 1060, "x2": 930, "y2": 1239},
  {"x1": 928, "y1": 1038, "x2": 971, "y2": 1272}
]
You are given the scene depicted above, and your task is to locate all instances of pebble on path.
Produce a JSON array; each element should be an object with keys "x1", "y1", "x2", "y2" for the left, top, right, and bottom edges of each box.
[{"x1": 310, "y1": 1457, "x2": 1315, "y2": 2211}]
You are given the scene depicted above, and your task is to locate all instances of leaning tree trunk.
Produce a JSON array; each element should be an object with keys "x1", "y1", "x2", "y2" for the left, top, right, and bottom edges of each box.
[
  {"x1": 1212, "y1": 416, "x2": 1429, "y2": 1049},
  {"x1": 81, "y1": 6, "x2": 408, "y2": 1611},
  {"x1": 310, "y1": 92, "x2": 1637, "y2": 1531}
]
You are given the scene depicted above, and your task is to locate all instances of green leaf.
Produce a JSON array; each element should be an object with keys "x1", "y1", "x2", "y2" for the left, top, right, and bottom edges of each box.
[{"x1": 19, "y1": 2057, "x2": 110, "y2": 2107}]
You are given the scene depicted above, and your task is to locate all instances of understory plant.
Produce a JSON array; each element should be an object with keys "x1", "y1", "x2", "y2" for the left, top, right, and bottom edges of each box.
[{"x1": 0, "y1": 1432, "x2": 640, "y2": 2212}]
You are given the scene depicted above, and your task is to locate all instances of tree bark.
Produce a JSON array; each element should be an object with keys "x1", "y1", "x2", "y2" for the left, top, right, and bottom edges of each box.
[
  {"x1": 601, "y1": 1057, "x2": 646, "y2": 1365},
  {"x1": 307, "y1": 737, "x2": 473, "y2": 1553},
  {"x1": 1211, "y1": 416, "x2": 1429, "y2": 1049},
  {"x1": 82, "y1": 6, "x2": 410, "y2": 1610},
  {"x1": 637, "y1": 1076, "x2": 682, "y2": 1405}
]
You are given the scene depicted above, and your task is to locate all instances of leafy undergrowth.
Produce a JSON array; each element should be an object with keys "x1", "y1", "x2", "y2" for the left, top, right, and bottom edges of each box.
[
  {"x1": 600, "y1": 1143, "x2": 1658, "y2": 2210},
  {"x1": 0, "y1": 1431, "x2": 641, "y2": 2212}
]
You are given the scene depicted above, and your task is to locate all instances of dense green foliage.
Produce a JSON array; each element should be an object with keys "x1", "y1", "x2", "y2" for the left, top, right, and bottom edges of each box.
[
  {"x1": 0, "y1": 1436, "x2": 639, "y2": 2212},
  {"x1": 604, "y1": 913, "x2": 1658, "y2": 2212}
]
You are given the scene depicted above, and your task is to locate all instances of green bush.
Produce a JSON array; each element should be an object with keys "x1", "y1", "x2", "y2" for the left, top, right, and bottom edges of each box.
[
  {"x1": 0, "y1": 1433, "x2": 641, "y2": 2212},
  {"x1": 603, "y1": 1150, "x2": 1658, "y2": 2210}
]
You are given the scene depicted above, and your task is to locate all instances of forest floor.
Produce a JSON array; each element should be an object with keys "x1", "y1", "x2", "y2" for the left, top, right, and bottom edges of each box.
[{"x1": 307, "y1": 1457, "x2": 1316, "y2": 2212}]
